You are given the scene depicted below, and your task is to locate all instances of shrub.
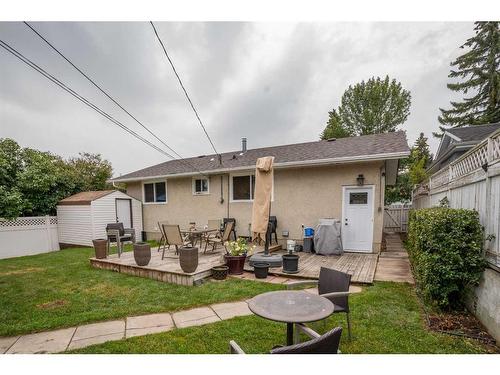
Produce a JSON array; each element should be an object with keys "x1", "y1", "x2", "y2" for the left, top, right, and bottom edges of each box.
[{"x1": 407, "y1": 207, "x2": 486, "y2": 310}]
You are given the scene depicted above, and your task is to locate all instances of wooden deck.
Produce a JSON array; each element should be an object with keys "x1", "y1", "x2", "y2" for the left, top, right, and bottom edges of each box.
[
  {"x1": 244, "y1": 251, "x2": 379, "y2": 284},
  {"x1": 89, "y1": 244, "x2": 281, "y2": 286}
]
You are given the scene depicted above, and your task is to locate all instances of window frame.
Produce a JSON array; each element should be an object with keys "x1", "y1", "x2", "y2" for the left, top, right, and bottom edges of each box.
[
  {"x1": 192, "y1": 177, "x2": 210, "y2": 196},
  {"x1": 229, "y1": 172, "x2": 274, "y2": 203},
  {"x1": 142, "y1": 180, "x2": 168, "y2": 204}
]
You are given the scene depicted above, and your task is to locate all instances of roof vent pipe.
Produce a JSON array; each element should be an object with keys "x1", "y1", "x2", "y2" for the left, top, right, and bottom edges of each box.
[{"x1": 241, "y1": 137, "x2": 247, "y2": 153}]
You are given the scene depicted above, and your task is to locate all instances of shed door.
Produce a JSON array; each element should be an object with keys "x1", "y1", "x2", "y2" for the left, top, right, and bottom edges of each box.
[
  {"x1": 342, "y1": 186, "x2": 374, "y2": 252},
  {"x1": 116, "y1": 199, "x2": 132, "y2": 228}
]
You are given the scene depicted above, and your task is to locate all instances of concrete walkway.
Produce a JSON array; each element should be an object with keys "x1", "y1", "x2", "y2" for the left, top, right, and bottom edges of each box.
[{"x1": 374, "y1": 233, "x2": 414, "y2": 284}]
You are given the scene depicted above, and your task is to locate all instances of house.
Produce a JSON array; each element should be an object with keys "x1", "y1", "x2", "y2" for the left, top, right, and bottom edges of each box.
[
  {"x1": 428, "y1": 122, "x2": 500, "y2": 174},
  {"x1": 57, "y1": 190, "x2": 142, "y2": 247},
  {"x1": 111, "y1": 131, "x2": 410, "y2": 253}
]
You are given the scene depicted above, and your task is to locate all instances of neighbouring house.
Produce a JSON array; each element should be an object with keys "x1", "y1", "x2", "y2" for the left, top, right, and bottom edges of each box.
[
  {"x1": 57, "y1": 190, "x2": 142, "y2": 247},
  {"x1": 412, "y1": 123, "x2": 500, "y2": 343},
  {"x1": 111, "y1": 131, "x2": 410, "y2": 253}
]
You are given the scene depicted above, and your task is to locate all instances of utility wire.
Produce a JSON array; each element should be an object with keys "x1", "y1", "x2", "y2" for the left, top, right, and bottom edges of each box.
[
  {"x1": 150, "y1": 21, "x2": 220, "y2": 159},
  {"x1": 23, "y1": 21, "x2": 208, "y2": 177},
  {"x1": 0, "y1": 38, "x2": 176, "y2": 159}
]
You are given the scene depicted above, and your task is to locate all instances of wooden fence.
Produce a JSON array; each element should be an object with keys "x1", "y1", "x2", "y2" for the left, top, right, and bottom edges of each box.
[{"x1": 383, "y1": 205, "x2": 410, "y2": 233}]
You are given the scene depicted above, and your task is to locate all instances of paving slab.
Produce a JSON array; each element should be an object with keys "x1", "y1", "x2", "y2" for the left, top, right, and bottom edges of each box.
[
  {"x1": 126, "y1": 313, "x2": 173, "y2": 330},
  {"x1": 68, "y1": 332, "x2": 124, "y2": 350},
  {"x1": 0, "y1": 336, "x2": 20, "y2": 354},
  {"x1": 126, "y1": 325, "x2": 174, "y2": 338},
  {"x1": 72, "y1": 320, "x2": 125, "y2": 341},
  {"x1": 7, "y1": 327, "x2": 76, "y2": 354},
  {"x1": 210, "y1": 301, "x2": 253, "y2": 320},
  {"x1": 172, "y1": 307, "x2": 220, "y2": 328}
]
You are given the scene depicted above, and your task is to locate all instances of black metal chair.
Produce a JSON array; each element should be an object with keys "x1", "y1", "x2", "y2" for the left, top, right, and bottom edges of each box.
[
  {"x1": 287, "y1": 267, "x2": 353, "y2": 339},
  {"x1": 229, "y1": 325, "x2": 342, "y2": 354},
  {"x1": 223, "y1": 218, "x2": 237, "y2": 241},
  {"x1": 106, "y1": 222, "x2": 136, "y2": 257},
  {"x1": 269, "y1": 216, "x2": 278, "y2": 244}
]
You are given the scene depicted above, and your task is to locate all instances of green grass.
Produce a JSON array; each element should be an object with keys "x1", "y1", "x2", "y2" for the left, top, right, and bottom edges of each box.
[
  {"x1": 69, "y1": 282, "x2": 490, "y2": 354},
  {"x1": 0, "y1": 244, "x2": 282, "y2": 336}
]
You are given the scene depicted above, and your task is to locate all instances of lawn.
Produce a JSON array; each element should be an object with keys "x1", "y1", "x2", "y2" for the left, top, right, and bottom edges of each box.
[
  {"x1": 69, "y1": 282, "x2": 491, "y2": 354},
  {"x1": 0, "y1": 244, "x2": 282, "y2": 336}
]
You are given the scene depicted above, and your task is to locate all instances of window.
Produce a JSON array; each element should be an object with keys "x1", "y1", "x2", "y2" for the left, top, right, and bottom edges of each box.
[
  {"x1": 232, "y1": 175, "x2": 256, "y2": 201},
  {"x1": 349, "y1": 192, "x2": 368, "y2": 205},
  {"x1": 143, "y1": 181, "x2": 167, "y2": 203},
  {"x1": 193, "y1": 178, "x2": 209, "y2": 195}
]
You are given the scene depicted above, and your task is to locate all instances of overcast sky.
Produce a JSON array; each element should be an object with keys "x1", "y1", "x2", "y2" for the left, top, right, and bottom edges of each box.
[{"x1": 0, "y1": 22, "x2": 473, "y2": 176}]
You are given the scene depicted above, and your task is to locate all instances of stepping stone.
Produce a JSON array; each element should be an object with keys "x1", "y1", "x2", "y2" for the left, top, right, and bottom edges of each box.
[
  {"x1": 125, "y1": 313, "x2": 174, "y2": 338},
  {"x1": 0, "y1": 336, "x2": 20, "y2": 353},
  {"x1": 7, "y1": 327, "x2": 76, "y2": 354},
  {"x1": 72, "y1": 320, "x2": 125, "y2": 342},
  {"x1": 211, "y1": 302, "x2": 253, "y2": 320},
  {"x1": 172, "y1": 307, "x2": 220, "y2": 328},
  {"x1": 67, "y1": 332, "x2": 125, "y2": 350}
]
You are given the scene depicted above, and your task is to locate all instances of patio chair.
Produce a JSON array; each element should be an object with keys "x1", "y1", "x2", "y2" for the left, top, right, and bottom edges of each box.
[
  {"x1": 223, "y1": 218, "x2": 237, "y2": 241},
  {"x1": 204, "y1": 219, "x2": 222, "y2": 242},
  {"x1": 287, "y1": 267, "x2": 353, "y2": 339},
  {"x1": 229, "y1": 325, "x2": 342, "y2": 354},
  {"x1": 269, "y1": 216, "x2": 278, "y2": 244},
  {"x1": 157, "y1": 220, "x2": 169, "y2": 253},
  {"x1": 161, "y1": 224, "x2": 192, "y2": 259},
  {"x1": 204, "y1": 220, "x2": 234, "y2": 253},
  {"x1": 106, "y1": 222, "x2": 136, "y2": 257}
]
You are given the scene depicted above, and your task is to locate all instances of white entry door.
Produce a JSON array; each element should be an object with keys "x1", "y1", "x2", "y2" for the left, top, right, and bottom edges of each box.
[
  {"x1": 116, "y1": 199, "x2": 132, "y2": 228},
  {"x1": 342, "y1": 186, "x2": 374, "y2": 252}
]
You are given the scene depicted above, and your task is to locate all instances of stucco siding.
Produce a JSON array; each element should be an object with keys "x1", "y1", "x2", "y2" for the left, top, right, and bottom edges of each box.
[{"x1": 126, "y1": 161, "x2": 384, "y2": 251}]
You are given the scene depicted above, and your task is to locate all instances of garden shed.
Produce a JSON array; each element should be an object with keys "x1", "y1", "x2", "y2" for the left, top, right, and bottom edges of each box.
[{"x1": 57, "y1": 190, "x2": 143, "y2": 247}]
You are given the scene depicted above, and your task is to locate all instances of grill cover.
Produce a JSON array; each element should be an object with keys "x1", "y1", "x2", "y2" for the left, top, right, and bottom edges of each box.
[{"x1": 314, "y1": 220, "x2": 343, "y2": 255}]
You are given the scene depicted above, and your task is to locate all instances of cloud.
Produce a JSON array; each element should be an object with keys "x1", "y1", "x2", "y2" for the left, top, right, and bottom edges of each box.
[{"x1": 0, "y1": 21, "x2": 474, "y2": 175}]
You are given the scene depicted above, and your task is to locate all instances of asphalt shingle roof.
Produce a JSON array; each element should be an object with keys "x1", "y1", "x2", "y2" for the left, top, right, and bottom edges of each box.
[
  {"x1": 58, "y1": 190, "x2": 116, "y2": 205},
  {"x1": 447, "y1": 123, "x2": 500, "y2": 142},
  {"x1": 113, "y1": 131, "x2": 410, "y2": 181}
]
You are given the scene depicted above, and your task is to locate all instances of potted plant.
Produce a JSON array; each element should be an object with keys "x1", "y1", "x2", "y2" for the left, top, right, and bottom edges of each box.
[{"x1": 224, "y1": 238, "x2": 255, "y2": 275}]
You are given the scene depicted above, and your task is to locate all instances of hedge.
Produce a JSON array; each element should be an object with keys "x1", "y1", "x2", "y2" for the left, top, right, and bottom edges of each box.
[{"x1": 407, "y1": 207, "x2": 486, "y2": 310}]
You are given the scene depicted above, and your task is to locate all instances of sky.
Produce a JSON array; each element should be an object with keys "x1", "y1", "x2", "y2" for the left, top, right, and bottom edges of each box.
[{"x1": 0, "y1": 22, "x2": 474, "y2": 176}]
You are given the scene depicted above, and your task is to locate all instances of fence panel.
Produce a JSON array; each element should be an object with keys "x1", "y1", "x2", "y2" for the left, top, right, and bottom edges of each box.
[
  {"x1": 0, "y1": 216, "x2": 59, "y2": 259},
  {"x1": 383, "y1": 205, "x2": 410, "y2": 233}
]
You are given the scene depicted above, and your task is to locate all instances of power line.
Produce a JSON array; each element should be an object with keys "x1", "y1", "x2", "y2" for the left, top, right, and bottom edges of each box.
[
  {"x1": 0, "y1": 38, "x2": 176, "y2": 159},
  {"x1": 150, "y1": 21, "x2": 220, "y2": 159},
  {"x1": 23, "y1": 21, "x2": 208, "y2": 177}
]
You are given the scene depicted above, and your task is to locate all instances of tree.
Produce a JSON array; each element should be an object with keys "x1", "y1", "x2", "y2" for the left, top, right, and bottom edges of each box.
[
  {"x1": 0, "y1": 138, "x2": 114, "y2": 219},
  {"x1": 438, "y1": 22, "x2": 500, "y2": 129},
  {"x1": 321, "y1": 76, "x2": 411, "y2": 139}
]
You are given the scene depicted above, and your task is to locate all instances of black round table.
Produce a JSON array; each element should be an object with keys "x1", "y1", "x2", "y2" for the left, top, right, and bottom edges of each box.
[{"x1": 248, "y1": 290, "x2": 334, "y2": 346}]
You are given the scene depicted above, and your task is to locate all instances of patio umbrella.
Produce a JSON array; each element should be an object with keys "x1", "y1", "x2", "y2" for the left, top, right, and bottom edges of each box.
[
  {"x1": 251, "y1": 156, "x2": 274, "y2": 243},
  {"x1": 249, "y1": 156, "x2": 282, "y2": 267}
]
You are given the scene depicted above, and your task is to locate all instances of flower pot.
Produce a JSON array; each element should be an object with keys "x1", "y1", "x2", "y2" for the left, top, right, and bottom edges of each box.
[
  {"x1": 212, "y1": 265, "x2": 229, "y2": 280},
  {"x1": 133, "y1": 242, "x2": 151, "y2": 266},
  {"x1": 225, "y1": 254, "x2": 247, "y2": 275},
  {"x1": 253, "y1": 262, "x2": 270, "y2": 279},
  {"x1": 179, "y1": 247, "x2": 199, "y2": 273},
  {"x1": 92, "y1": 239, "x2": 108, "y2": 259},
  {"x1": 282, "y1": 254, "x2": 299, "y2": 274}
]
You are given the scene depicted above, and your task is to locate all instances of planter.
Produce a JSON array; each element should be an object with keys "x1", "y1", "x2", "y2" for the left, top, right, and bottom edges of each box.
[
  {"x1": 225, "y1": 254, "x2": 247, "y2": 275},
  {"x1": 92, "y1": 239, "x2": 108, "y2": 259},
  {"x1": 179, "y1": 247, "x2": 199, "y2": 273},
  {"x1": 212, "y1": 265, "x2": 229, "y2": 280},
  {"x1": 133, "y1": 242, "x2": 151, "y2": 266},
  {"x1": 282, "y1": 254, "x2": 299, "y2": 274},
  {"x1": 253, "y1": 262, "x2": 270, "y2": 279}
]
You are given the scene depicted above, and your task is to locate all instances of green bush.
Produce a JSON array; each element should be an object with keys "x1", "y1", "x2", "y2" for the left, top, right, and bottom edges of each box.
[{"x1": 407, "y1": 207, "x2": 486, "y2": 310}]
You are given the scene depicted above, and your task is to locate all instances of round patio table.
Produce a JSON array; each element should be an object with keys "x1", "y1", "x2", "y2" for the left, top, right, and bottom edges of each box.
[{"x1": 248, "y1": 290, "x2": 334, "y2": 346}]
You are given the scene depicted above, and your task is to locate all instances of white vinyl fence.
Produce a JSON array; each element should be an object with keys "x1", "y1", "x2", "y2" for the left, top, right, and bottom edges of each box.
[
  {"x1": 413, "y1": 128, "x2": 500, "y2": 268},
  {"x1": 0, "y1": 216, "x2": 59, "y2": 259}
]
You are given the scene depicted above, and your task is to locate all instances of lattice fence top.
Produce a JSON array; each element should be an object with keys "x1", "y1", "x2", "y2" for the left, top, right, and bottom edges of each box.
[
  {"x1": 492, "y1": 133, "x2": 500, "y2": 160},
  {"x1": 451, "y1": 143, "x2": 488, "y2": 179},
  {"x1": 0, "y1": 216, "x2": 57, "y2": 228}
]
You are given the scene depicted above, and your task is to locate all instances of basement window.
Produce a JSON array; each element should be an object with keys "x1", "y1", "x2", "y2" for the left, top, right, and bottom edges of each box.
[{"x1": 143, "y1": 181, "x2": 167, "y2": 203}]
